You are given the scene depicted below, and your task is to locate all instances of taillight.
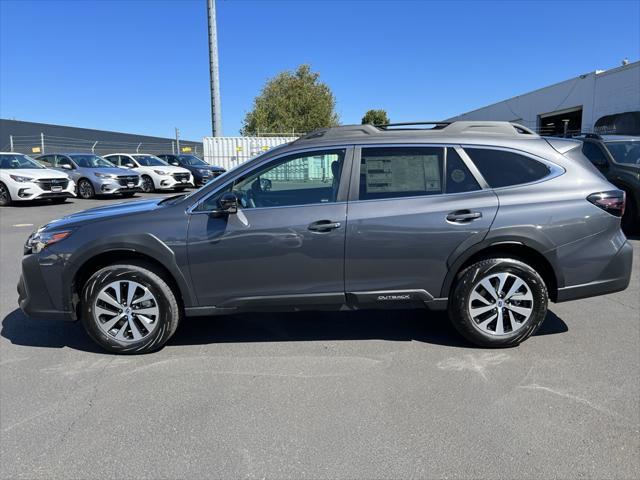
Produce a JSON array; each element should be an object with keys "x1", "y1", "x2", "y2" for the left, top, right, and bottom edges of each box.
[{"x1": 587, "y1": 190, "x2": 626, "y2": 217}]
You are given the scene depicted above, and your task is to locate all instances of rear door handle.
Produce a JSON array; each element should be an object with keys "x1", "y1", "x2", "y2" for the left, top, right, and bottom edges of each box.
[
  {"x1": 446, "y1": 210, "x2": 482, "y2": 222},
  {"x1": 308, "y1": 220, "x2": 342, "y2": 232}
]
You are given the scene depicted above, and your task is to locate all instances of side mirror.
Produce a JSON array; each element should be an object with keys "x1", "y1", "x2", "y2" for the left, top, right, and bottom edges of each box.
[
  {"x1": 125, "y1": 163, "x2": 135, "y2": 168},
  {"x1": 170, "y1": 161, "x2": 180, "y2": 166},
  {"x1": 61, "y1": 164, "x2": 72, "y2": 170},
  {"x1": 217, "y1": 192, "x2": 238, "y2": 214}
]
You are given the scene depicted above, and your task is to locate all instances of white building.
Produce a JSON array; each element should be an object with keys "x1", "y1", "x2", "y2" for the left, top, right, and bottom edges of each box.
[
  {"x1": 448, "y1": 60, "x2": 640, "y2": 136},
  {"x1": 202, "y1": 136, "x2": 296, "y2": 170}
]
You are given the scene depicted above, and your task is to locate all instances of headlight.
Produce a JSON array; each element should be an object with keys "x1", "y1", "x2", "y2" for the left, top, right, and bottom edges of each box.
[
  {"x1": 94, "y1": 172, "x2": 116, "y2": 179},
  {"x1": 153, "y1": 170, "x2": 170, "y2": 175},
  {"x1": 25, "y1": 229, "x2": 73, "y2": 254},
  {"x1": 199, "y1": 169, "x2": 210, "y2": 174},
  {"x1": 9, "y1": 174, "x2": 34, "y2": 183}
]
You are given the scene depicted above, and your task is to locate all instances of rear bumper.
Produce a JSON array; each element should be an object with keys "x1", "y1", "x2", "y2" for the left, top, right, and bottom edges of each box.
[
  {"x1": 17, "y1": 255, "x2": 74, "y2": 321},
  {"x1": 556, "y1": 240, "x2": 633, "y2": 302}
]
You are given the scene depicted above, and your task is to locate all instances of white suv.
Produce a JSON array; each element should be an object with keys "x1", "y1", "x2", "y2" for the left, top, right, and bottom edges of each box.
[
  {"x1": 0, "y1": 152, "x2": 76, "y2": 206},
  {"x1": 104, "y1": 153, "x2": 193, "y2": 193}
]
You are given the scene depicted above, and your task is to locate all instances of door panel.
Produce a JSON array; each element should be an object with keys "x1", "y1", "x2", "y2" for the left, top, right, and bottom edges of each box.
[
  {"x1": 345, "y1": 145, "x2": 498, "y2": 299},
  {"x1": 345, "y1": 192, "x2": 498, "y2": 297},
  {"x1": 187, "y1": 204, "x2": 347, "y2": 306},
  {"x1": 186, "y1": 147, "x2": 353, "y2": 307}
]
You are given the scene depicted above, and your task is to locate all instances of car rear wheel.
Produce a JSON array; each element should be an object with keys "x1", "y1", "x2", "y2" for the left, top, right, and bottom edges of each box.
[
  {"x1": 449, "y1": 258, "x2": 548, "y2": 347},
  {"x1": 141, "y1": 175, "x2": 155, "y2": 193},
  {"x1": 80, "y1": 262, "x2": 181, "y2": 354},
  {"x1": 0, "y1": 182, "x2": 12, "y2": 206},
  {"x1": 78, "y1": 179, "x2": 95, "y2": 199}
]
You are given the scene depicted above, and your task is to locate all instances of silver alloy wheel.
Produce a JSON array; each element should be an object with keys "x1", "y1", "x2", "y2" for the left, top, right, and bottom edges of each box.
[
  {"x1": 79, "y1": 180, "x2": 94, "y2": 198},
  {"x1": 468, "y1": 272, "x2": 534, "y2": 336},
  {"x1": 93, "y1": 280, "x2": 160, "y2": 342}
]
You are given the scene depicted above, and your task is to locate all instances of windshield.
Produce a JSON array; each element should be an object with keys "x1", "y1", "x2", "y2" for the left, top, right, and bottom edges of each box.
[
  {"x1": 178, "y1": 155, "x2": 208, "y2": 166},
  {"x1": 605, "y1": 141, "x2": 640, "y2": 165},
  {"x1": 132, "y1": 155, "x2": 168, "y2": 167},
  {"x1": 69, "y1": 154, "x2": 116, "y2": 168},
  {"x1": 0, "y1": 154, "x2": 45, "y2": 169}
]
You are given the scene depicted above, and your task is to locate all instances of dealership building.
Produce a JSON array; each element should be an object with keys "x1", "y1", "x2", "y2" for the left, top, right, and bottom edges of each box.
[{"x1": 448, "y1": 60, "x2": 640, "y2": 136}]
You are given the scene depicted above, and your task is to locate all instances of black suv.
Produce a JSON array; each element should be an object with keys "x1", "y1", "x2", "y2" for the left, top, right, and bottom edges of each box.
[
  {"x1": 157, "y1": 154, "x2": 226, "y2": 187},
  {"x1": 577, "y1": 134, "x2": 640, "y2": 232}
]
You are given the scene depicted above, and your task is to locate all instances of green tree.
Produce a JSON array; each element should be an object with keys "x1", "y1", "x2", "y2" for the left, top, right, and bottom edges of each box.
[
  {"x1": 241, "y1": 64, "x2": 339, "y2": 136},
  {"x1": 361, "y1": 109, "x2": 390, "y2": 126}
]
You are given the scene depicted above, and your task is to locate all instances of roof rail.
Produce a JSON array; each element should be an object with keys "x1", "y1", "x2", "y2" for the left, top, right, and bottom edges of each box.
[
  {"x1": 377, "y1": 121, "x2": 450, "y2": 130},
  {"x1": 293, "y1": 121, "x2": 539, "y2": 144}
]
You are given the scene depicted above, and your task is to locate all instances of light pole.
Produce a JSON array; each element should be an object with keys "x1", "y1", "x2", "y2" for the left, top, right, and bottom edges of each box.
[{"x1": 207, "y1": 0, "x2": 222, "y2": 137}]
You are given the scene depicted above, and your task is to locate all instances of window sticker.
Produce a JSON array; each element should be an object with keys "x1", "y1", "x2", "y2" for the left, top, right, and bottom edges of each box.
[
  {"x1": 365, "y1": 155, "x2": 441, "y2": 193},
  {"x1": 450, "y1": 168, "x2": 466, "y2": 183}
]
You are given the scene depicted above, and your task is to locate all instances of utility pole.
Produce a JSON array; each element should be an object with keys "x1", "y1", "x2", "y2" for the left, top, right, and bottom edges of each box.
[
  {"x1": 175, "y1": 127, "x2": 181, "y2": 154},
  {"x1": 207, "y1": 0, "x2": 222, "y2": 136}
]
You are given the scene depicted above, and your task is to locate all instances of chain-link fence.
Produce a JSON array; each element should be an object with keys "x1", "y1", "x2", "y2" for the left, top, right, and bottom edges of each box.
[{"x1": 3, "y1": 133, "x2": 203, "y2": 158}]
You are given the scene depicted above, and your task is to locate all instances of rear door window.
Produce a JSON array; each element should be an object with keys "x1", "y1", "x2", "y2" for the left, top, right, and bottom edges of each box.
[
  {"x1": 445, "y1": 148, "x2": 481, "y2": 194},
  {"x1": 359, "y1": 147, "x2": 444, "y2": 200},
  {"x1": 464, "y1": 148, "x2": 550, "y2": 188}
]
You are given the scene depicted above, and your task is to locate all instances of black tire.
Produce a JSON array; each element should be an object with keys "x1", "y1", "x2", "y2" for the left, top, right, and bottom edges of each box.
[
  {"x1": 50, "y1": 197, "x2": 67, "y2": 204},
  {"x1": 120, "y1": 192, "x2": 136, "y2": 198},
  {"x1": 621, "y1": 191, "x2": 638, "y2": 234},
  {"x1": 0, "y1": 182, "x2": 12, "y2": 206},
  {"x1": 141, "y1": 175, "x2": 155, "y2": 193},
  {"x1": 80, "y1": 262, "x2": 181, "y2": 354},
  {"x1": 78, "y1": 179, "x2": 95, "y2": 199},
  {"x1": 449, "y1": 257, "x2": 548, "y2": 348}
]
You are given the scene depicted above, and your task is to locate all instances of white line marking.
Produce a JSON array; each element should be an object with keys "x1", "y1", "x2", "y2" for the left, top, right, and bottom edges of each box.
[{"x1": 12, "y1": 224, "x2": 34, "y2": 227}]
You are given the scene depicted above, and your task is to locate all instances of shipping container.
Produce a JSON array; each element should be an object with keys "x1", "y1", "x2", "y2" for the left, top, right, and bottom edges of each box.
[{"x1": 202, "y1": 136, "x2": 297, "y2": 171}]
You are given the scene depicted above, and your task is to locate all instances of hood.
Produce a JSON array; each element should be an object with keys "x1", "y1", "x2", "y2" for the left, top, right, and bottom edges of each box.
[
  {"x1": 89, "y1": 166, "x2": 139, "y2": 177},
  {"x1": 44, "y1": 198, "x2": 163, "y2": 230},
  {"x1": 136, "y1": 164, "x2": 190, "y2": 174},
  {"x1": 4, "y1": 168, "x2": 70, "y2": 180}
]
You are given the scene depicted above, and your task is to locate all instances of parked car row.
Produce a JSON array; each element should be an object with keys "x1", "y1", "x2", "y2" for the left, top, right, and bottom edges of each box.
[{"x1": 0, "y1": 152, "x2": 226, "y2": 205}]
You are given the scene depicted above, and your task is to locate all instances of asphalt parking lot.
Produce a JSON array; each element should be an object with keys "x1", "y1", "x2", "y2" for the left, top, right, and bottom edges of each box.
[{"x1": 1, "y1": 194, "x2": 638, "y2": 479}]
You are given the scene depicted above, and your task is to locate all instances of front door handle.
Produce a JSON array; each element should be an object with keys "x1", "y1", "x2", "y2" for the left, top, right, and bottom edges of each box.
[
  {"x1": 446, "y1": 210, "x2": 482, "y2": 222},
  {"x1": 308, "y1": 220, "x2": 342, "y2": 232}
]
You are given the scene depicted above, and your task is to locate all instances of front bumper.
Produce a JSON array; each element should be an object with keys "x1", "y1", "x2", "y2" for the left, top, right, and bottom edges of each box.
[
  {"x1": 11, "y1": 181, "x2": 76, "y2": 201},
  {"x1": 556, "y1": 240, "x2": 633, "y2": 302},
  {"x1": 18, "y1": 254, "x2": 74, "y2": 321},
  {"x1": 157, "y1": 175, "x2": 194, "y2": 189},
  {"x1": 95, "y1": 178, "x2": 141, "y2": 195}
]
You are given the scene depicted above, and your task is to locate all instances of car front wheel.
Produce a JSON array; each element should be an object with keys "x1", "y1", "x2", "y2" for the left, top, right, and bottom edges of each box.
[
  {"x1": 80, "y1": 262, "x2": 181, "y2": 354},
  {"x1": 78, "y1": 179, "x2": 95, "y2": 199},
  {"x1": 0, "y1": 182, "x2": 12, "y2": 206},
  {"x1": 141, "y1": 175, "x2": 155, "y2": 193},
  {"x1": 449, "y1": 258, "x2": 548, "y2": 347}
]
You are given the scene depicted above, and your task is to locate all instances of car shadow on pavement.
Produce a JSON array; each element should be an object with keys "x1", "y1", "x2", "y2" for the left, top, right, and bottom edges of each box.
[{"x1": 1, "y1": 307, "x2": 568, "y2": 353}]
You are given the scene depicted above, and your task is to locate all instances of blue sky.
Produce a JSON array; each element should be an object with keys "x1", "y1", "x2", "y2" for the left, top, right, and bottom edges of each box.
[{"x1": 1, "y1": 0, "x2": 638, "y2": 140}]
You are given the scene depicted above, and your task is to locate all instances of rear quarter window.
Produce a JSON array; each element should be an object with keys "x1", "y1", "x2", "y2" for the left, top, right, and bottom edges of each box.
[{"x1": 464, "y1": 148, "x2": 550, "y2": 188}]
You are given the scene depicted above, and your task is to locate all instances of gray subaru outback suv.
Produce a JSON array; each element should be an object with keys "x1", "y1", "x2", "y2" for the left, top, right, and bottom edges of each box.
[{"x1": 18, "y1": 121, "x2": 633, "y2": 353}]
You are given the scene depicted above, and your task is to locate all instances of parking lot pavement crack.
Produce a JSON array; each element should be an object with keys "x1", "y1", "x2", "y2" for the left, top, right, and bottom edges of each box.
[
  {"x1": 517, "y1": 383, "x2": 623, "y2": 419},
  {"x1": 55, "y1": 356, "x2": 117, "y2": 446},
  {"x1": 602, "y1": 296, "x2": 639, "y2": 311}
]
